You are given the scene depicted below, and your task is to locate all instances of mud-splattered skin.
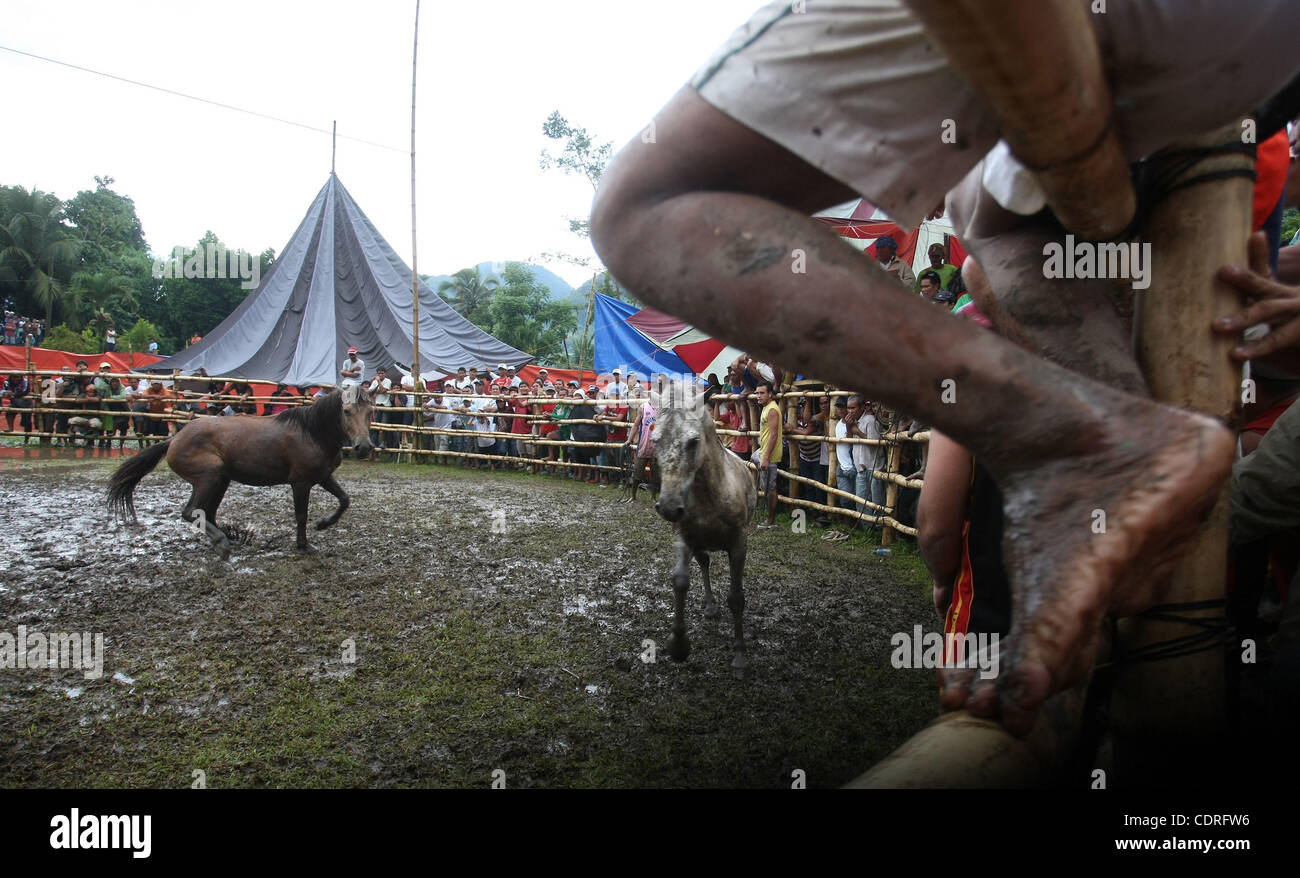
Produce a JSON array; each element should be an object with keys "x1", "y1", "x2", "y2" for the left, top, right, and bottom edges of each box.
[
  {"x1": 652, "y1": 382, "x2": 757, "y2": 671},
  {"x1": 590, "y1": 86, "x2": 1232, "y2": 734},
  {"x1": 107, "y1": 387, "x2": 375, "y2": 558}
]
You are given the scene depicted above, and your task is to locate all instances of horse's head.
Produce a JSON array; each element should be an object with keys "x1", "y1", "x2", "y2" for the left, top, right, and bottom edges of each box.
[
  {"x1": 651, "y1": 380, "x2": 714, "y2": 523},
  {"x1": 341, "y1": 384, "x2": 375, "y2": 459}
]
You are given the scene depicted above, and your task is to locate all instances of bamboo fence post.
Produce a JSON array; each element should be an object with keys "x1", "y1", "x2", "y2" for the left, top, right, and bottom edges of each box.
[
  {"x1": 825, "y1": 386, "x2": 838, "y2": 506},
  {"x1": 880, "y1": 432, "x2": 901, "y2": 547},
  {"x1": 1109, "y1": 123, "x2": 1252, "y2": 776}
]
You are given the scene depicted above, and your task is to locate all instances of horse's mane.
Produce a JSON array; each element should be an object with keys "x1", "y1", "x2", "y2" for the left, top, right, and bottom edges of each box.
[{"x1": 276, "y1": 390, "x2": 347, "y2": 447}]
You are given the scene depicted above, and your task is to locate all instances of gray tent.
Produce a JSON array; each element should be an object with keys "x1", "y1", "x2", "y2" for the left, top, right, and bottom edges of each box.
[{"x1": 152, "y1": 174, "x2": 529, "y2": 385}]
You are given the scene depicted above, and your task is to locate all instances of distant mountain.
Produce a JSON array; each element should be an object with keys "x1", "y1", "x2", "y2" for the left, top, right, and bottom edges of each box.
[{"x1": 421, "y1": 261, "x2": 574, "y2": 299}]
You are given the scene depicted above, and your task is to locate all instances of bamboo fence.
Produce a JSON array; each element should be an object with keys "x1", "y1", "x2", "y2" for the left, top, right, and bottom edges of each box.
[{"x1": 0, "y1": 368, "x2": 927, "y2": 541}]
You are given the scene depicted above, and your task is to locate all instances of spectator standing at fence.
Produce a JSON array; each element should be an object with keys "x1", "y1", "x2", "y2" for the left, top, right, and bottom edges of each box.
[
  {"x1": 340, "y1": 347, "x2": 363, "y2": 388},
  {"x1": 368, "y1": 367, "x2": 392, "y2": 451},
  {"x1": 570, "y1": 389, "x2": 604, "y2": 484},
  {"x1": 425, "y1": 388, "x2": 452, "y2": 462},
  {"x1": 834, "y1": 399, "x2": 857, "y2": 512},
  {"x1": 2, "y1": 371, "x2": 33, "y2": 438},
  {"x1": 626, "y1": 390, "x2": 659, "y2": 503},
  {"x1": 102, "y1": 377, "x2": 130, "y2": 449},
  {"x1": 67, "y1": 378, "x2": 103, "y2": 445},
  {"x1": 873, "y1": 235, "x2": 914, "y2": 290},
  {"x1": 4, "y1": 314, "x2": 16, "y2": 345},
  {"x1": 596, "y1": 387, "x2": 629, "y2": 486},
  {"x1": 855, "y1": 399, "x2": 887, "y2": 525},
  {"x1": 510, "y1": 385, "x2": 532, "y2": 464},
  {"x1": 753, "y1": 381, "x2": 783, "y2": 529},
  {"x1": 792, "y1": 397, "x2": 827, "y2": 511},
  {"x1": 142, "y1": 379, "x2": 172, "y2": 442}
]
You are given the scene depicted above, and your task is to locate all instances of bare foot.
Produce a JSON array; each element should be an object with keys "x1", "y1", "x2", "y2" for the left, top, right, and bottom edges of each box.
[{"x1": 941, "y1": 401, "x2": 1232, "y2": 736}]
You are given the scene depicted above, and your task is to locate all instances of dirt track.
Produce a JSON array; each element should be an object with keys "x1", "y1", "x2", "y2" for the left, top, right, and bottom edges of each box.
[{"x1": 0, "y1": 453, "x2": 938, "y2": 788}]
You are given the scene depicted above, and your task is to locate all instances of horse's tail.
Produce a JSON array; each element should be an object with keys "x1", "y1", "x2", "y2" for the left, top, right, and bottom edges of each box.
[{"x1": 107, "y1": 440, "x2": 171, "y2": 519}]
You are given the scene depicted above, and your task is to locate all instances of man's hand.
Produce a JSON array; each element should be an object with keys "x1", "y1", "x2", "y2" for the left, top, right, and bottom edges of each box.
[{"x1": 1215, "y1": 232, "x2": 1300, "y2": 375}]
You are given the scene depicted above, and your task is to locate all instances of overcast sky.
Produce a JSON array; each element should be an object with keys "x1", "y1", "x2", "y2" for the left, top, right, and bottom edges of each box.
[{"x1": 1, "y1": 0, "x2": 761, "y2": 287}]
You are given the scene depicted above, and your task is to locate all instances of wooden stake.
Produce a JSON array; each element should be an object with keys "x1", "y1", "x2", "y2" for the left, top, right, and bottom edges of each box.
[{"x1": 1111, "y1": 123, "x2": 1251, "y2": 774}]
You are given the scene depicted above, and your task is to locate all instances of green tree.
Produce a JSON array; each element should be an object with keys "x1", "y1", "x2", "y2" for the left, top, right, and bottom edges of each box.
[
  {"x1": 157, "y1": 232, "x2": 269, "y2": 342},
  {"x1": 486, "y1": 262, "x2": 578, "y2": 359},
  {"x1": 63, "y1": 177, "x2": 153, "y2": 332},
  {"x1": 437, "y1": 266, "x2": 499, "y2": 325},
  {"x1": 121, "y1": 317, "x2": 164, "y2": 355},
  {"x1": 43, "y1": 323, "x2": 99, "y2": 355},
  {"x1": 0, "y1": 186, "x2": 80, "y2": 322},
  {"x1": 69, "y1": 270, "x2": 134, "y2": 339}
]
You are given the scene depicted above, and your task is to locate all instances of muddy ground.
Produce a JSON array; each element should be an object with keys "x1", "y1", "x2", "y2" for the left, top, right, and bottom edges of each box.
[{"x1": 0, "y1": 452, "x2": 939, "y2": 788}]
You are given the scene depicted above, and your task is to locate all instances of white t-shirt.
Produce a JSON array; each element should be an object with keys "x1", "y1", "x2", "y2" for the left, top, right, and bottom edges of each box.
[
  {"x1": 368, "y1": 377, "x2": 391, "y2": 406},
  {"x1": 106, "y1": 329, "x2": 117, "y2": 344},
  {"x1": 341, "y1": 357, "x2": 364, "y2": 387},
  {"x1": 835, "y1": 419, "x2": 854, "y2": 470},
  {"x1": 147, "y1": 341, "x2": 158, "y2": 353}
]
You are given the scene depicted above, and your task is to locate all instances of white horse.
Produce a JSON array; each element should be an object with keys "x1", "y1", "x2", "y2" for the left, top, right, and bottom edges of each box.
[{"x1": 651, "y1": 381, "x2": 758, "y2": 671}]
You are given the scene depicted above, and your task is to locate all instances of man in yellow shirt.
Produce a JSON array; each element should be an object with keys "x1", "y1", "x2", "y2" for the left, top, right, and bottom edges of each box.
[{"x1": 755, "y1": 381, "x2": 782, "y2": 529}]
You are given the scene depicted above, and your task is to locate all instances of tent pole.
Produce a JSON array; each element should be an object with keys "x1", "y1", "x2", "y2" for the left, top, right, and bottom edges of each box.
[
  {"x1": 408, "y1": 0, "x2": 424, "y2": 461},
  {"x1": 331, "y1": 120, "x2": 336, "y2": 176}
]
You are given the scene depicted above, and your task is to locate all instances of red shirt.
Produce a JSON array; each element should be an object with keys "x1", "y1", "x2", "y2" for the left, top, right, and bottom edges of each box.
[
  {"x1": 539, "y1": 402, "x2": 558, "y2": 434},
  {"x1": 603, "y1": 406, "x2": 630, "y2": 442},
  {"x1": 511, "y1": 399, "x2": 531, "y2": 434}
]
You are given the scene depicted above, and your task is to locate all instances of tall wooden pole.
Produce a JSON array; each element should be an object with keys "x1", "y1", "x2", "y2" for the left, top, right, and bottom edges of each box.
[
  {"x1": 1110, "y1": 124, "x2": 1252, "y2": 781},
  {"x1": 409, "y1": 0, "x2": 424, "y2": 458},
  {"x1": 409, "y1": 0, "x2": 422, "y2": 382},
  {"x1": 331, "y1": 120, "x2": 336, "y2": 175}
]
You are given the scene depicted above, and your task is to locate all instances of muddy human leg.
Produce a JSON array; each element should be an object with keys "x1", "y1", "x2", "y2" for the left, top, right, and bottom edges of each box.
[{"x1": 591, "y1": 87, "x2": 1231, "y2": 735}]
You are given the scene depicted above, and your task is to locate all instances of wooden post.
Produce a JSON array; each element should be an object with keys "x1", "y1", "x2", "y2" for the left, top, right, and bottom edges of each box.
[
  {"x1": 1109, "y1": 124, "x2": 1251, "y2": 779},
  {"x1": 880, "y1": 434, "x2": 901, "y2": 547},
  {"x1": 825, "y1": 387, "x2": 839, "y2": 507},
  {"x1": 408, "y1": 1, "x2": 424, "y2": 462}
]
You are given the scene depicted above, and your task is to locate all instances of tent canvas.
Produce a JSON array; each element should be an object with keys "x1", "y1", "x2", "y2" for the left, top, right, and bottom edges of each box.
[
  {"x1": 814, "y1": 199, "x2": 968, "y2": 278},
  {"x1": 151, "y1": 175, "x2": 529, "y2": 386},
  {"x1": 593, "y1": 293, "x2": 743, "y2": 381}
]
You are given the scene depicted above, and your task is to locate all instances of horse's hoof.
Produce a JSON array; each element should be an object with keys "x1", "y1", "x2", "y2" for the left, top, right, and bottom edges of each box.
[
  {"x1": 296, "y1": 543, "x2": 318, "y2": 554},
  {"x1": 314, "y1": 518, "x2": 332, "y2": 531}
]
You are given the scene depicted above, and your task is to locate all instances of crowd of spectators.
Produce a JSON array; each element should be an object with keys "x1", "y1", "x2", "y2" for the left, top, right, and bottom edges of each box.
[{"x1": 1, "y1": 311, "x2": 44, "y2": 347}]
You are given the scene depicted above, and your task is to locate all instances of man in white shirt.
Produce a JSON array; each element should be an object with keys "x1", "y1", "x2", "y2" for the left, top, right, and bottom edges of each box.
[
  {"x1": 368, "y1": 366, "x2": 392, "y2": 450},
  {"x1": 340, "y1": 347, "x2": 363, "y2": 388},
  {"x1": 834, "y1": 398, "x2": 857, "y2": 509},
  {"x1": 607, "y1": 369, "x2": 629, "y2": 399}
]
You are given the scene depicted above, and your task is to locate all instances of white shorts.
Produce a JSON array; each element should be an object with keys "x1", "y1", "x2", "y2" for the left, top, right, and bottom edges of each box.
[{"x1": 692, "y1": 0, "x2": 1300, "y2": 230}]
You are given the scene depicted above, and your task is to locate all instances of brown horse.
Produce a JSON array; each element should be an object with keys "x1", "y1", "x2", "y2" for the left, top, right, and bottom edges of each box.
[{"x1": 107, "y1": 385, "x2": 374, "y2": 558}]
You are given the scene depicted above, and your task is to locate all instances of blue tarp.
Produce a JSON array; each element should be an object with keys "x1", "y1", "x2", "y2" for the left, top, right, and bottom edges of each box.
[{"x1": 592, "y1": 293, "x2": 692, "y2": 377}]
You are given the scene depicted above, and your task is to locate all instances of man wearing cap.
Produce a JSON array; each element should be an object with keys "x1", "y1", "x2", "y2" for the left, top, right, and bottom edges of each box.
[
  {"x1": 341, "y1": 348, "x2": 363, "y2": 388},
  {"x1": 507, "y1": 365, "x2": 522, "y2": 388},
  {"x1": 874, "y1": 235, "x2": 914, "y2": 289},
  {"x1": 492, "y1": 364, "x2": 511, "y2": 391},
  {"x1": 915, "y1": 242, "x2": 959, "y2": 293},
  {"x1": 607, "y1": 369, "x2": 628, "y2": 399}
]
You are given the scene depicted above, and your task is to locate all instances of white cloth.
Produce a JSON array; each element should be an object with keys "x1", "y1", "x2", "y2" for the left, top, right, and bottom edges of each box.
[{"x1": 835, "y1": 419, "x2": 853, "y2": 470}]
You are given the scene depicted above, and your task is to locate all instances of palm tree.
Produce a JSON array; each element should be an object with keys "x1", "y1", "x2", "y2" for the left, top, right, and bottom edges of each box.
[
  {"x1": 0, "y1": 187, "x2": 80, "y2": 322},
  {"x1": 69, "y1": 271, "x2": 132, "y2": 336},
  {"x1": 437, "y1": 266, "x2": 498, "y2": 324}
]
